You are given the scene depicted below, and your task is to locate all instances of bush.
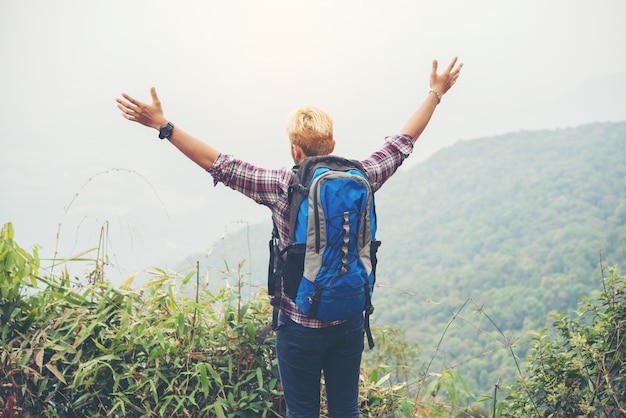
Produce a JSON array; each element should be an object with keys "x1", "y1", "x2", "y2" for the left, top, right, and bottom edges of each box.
[
  {"x1": 0, "y1": 222, "x2": 433, "y2": 417},
  {"x1": 1, "y1": 223, "x2": 283, "y2": 417},
  {"x1": 504, "y1": 266, "x2": 626, "y2": 417},
  {"x1": 13, "y1": 219, "x2": 623, "y2": 417}
]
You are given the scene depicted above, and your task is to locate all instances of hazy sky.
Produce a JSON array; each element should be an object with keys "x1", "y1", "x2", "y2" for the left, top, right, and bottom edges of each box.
[{"x1": 1, "y1": 1, "x2": 625, "y2": 282}]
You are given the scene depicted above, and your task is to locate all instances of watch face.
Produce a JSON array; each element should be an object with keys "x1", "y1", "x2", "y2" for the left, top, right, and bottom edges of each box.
[{"x1": 159, "y1": 123, "x2": 173, "y2": 139}]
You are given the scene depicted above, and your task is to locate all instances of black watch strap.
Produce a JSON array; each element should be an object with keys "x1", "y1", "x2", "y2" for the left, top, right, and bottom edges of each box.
[{"x1": 158, "y1": 122, "x2": 175, "y2": 140}]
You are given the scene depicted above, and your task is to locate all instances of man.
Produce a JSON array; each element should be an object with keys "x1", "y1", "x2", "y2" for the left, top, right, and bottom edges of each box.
[{"x1": 116, "y1": 57, "x2": 462, "y2": 417}]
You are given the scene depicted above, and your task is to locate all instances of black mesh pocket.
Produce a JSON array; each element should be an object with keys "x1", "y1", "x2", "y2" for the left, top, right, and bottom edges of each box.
[{"x1": 282, "y1": 243, "x2": 305, "y2": 300}]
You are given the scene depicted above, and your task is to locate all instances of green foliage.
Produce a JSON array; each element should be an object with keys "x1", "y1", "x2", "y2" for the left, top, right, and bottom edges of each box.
[
  {"x1": 362, "y1": 325, "x2": 420, "y2": 386},
  {"x1": 504, "y1": 266, "x2": 626, "y2": 417},
  {"x1": 4, "y1": 215, "x2": 625, "y2": 417},
  {"x1": 1, "y1": 224, "x2": 283, "y2": 417},
  {"x1": 373, "y1": 122, "x2": 626, "y2": 395},
  {"x1": 0, "y1": 222, "x2": 40, "y2": 341},
  {"x1": 359, "y1": 326, "x2": 420, "y2": 417},
  {"x1": 1, "y1": 223, "x2": 454, "y2": 417}
]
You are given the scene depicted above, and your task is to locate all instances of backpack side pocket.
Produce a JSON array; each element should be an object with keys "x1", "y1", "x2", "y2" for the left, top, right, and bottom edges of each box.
[{"x1": 282, "y1": 243, "x2": 305, "y2": 300}]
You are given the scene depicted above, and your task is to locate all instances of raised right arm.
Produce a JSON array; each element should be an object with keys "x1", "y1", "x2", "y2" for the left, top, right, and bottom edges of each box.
[{"x1": 116, "y1": 87, "x2": 219, "y2": 170}]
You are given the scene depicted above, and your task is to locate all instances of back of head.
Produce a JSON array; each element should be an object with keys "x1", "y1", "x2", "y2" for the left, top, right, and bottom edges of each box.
[{"x1": 286, "y1": 106, "x2": 335, "y2": 156}]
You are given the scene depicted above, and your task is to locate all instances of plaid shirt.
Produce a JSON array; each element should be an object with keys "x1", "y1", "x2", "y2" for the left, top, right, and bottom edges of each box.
[{"x1": 207, "y1": 134, "x2": 414, "y2": 327}]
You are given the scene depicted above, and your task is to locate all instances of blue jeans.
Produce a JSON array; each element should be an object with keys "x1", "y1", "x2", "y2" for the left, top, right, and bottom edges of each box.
[{"x1": 276, "y1": 311, "x2": 364, "y2": 418}]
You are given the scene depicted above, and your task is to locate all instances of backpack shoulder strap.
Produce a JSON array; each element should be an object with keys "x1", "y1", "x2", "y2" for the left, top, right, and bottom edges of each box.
[
  {"x1": 287, "y1": 155, "x2": 371, "y2": 243},
  {"x1": 298, "y1": 155, "x2": 369, "y2": 184}
]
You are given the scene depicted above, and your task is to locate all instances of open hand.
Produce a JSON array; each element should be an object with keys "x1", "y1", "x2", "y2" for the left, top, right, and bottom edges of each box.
[
  {"x1": 430, "y1": 57, "x2": 463, "y2": 96},
  {"x1": 116, "y1": 87, "x2": 168, "y2": 130}
]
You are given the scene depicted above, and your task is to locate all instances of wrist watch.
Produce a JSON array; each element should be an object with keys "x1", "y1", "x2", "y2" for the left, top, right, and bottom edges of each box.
[{"x1": 158, "y1": 122, "x2": 175, "y2": 140}]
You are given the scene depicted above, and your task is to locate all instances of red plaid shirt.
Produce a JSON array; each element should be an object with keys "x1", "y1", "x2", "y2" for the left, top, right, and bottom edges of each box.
[{"x1": 207, "y1": 134, "x2": 414, "y2": 327}]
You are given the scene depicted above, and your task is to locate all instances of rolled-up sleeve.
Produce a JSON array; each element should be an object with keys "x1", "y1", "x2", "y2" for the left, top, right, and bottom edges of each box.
[
  {"x1": 206, "y1": 153, "x2": 292, "y2": 207},
  {"x1": 206, "y1": 153, "x2": 235, "y2": 186},
  {"x1": 361, "y1": 134, "x2": 414, "y2": 190}
]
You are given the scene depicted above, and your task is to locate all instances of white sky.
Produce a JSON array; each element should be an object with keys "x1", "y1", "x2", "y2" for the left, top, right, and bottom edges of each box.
[{"x1": 1, "y1": 0, "x2": 625, "y2": 282}]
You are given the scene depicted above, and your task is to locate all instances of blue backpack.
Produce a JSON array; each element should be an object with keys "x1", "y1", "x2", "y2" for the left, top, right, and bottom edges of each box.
[{"x1": 265, "y1": 155, "x2": 380, "y2": 349}]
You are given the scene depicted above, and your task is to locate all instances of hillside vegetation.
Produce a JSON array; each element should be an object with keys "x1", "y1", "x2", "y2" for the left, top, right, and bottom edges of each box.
[
  {"x1": 0, "y1": 223, "x2": 418, "y2": 417},
  {"x1": 4, "y1": 221, "x2": 624, "y2": 416},
  {"x1": 183, "y1": 121, "x2": 626, "y2": 396}
]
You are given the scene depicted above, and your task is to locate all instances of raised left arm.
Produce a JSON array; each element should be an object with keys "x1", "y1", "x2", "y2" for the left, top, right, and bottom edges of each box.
[{"x1": 400, "y1": 57, "x2": 463, "y2": 140}]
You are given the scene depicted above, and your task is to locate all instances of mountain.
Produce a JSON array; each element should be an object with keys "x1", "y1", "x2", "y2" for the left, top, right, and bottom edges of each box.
[{"x1": 178, "y1": 121, "x2": 626, "y2": 395}]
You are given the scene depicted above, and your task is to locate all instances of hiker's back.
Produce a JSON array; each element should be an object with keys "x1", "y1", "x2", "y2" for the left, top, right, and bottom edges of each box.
[{"x1": 273, "y1": 156, "x2": 379, "y2": 344}]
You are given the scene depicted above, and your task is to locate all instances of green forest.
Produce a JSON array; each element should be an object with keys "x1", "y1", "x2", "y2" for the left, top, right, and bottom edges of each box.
[{"x1": 183, "y1": 121, "x2": 626, "y2": 398}]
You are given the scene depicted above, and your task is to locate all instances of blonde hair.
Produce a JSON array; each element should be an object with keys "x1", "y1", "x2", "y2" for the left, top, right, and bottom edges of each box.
[{"x1": 285, "y1": 106, "x2": 334, "y2": 156}]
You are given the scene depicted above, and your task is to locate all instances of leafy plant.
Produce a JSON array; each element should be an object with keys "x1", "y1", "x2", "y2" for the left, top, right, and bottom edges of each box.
[
  {"x1": 1, "y1": 223, "x2": 283, "y2": 417},
  {"x1": 4, "y1": 219, "x2": 626, "y2": 417},
  {"x1": 504, "y1": 265, "x2": 626, "y2": 417},
  {"x1": 0, "y1": 222, "x2": 40, "y2": 341},
  {"x1": 1, "y1": 222, "x2": 438, "y2": 417}
]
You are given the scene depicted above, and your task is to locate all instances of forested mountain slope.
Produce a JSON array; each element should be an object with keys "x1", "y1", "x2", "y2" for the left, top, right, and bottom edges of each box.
[
  {"x1": 377, "y1": 121, "x2": 625, "y2": 316},
  {"x1": 179, "y1": 121, "x2": 626, "y2": 394}
]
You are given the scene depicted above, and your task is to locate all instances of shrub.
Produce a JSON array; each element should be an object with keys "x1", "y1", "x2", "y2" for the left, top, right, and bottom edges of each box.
[
  {"x1": 504, "y1": 266, "x2": 626, "y2": 417},
  {"x1": 1, "y1": 222, "x2": 431, "y2": 417},
  {"x1": 1, "y1": 223, "x2": 283, "y2": 417}
]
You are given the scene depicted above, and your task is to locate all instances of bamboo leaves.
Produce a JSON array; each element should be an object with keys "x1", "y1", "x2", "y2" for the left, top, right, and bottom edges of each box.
[
  {"x1": 1, "y1": 222, "x2": 283, "y2": 416},
  {"x1": 3, "y1": 222, "x2": 436, "y2": 417}
]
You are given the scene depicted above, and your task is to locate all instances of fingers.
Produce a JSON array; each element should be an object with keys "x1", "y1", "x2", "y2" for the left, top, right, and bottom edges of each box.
[
  {"x1": 445, "y1": 56, "x2": 459, "y2": 73},
  {"x1": 150, "y1": 87, "x2": 160, "y2": 104},
  {"x1": 442, "y1": 57, "x2": 462, "y2": 85},
  {"x1": 116, "y1": 88, "x2": 163, "y2": 128},
  {"x1": 121, "y1": 92, "x2": 140, "y2": 107},
  {"x1": 116, "y1": 96, "x2": 134, "y2": 110},
  {"x1": 117, "y1": 94, "x2": 134, "y2": 110},
  {"x1": 452, "y1": 61, "x2": 463, "y2": 78},
  {"x1": 117, "y1": 103, "x2": 134, "y2": 120},
  {"x1": 432, "y1": 57, "x2": 462, "y2": 79},
  {"x1": 428, "y1": 57, "x2": 463, "y2": 96},
  {"x1": 116, "y1": 96, "x2": 136, "y2": 119},
  {"x1": 116, "y1": 89, "x2": 153, "y2": 121}
]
